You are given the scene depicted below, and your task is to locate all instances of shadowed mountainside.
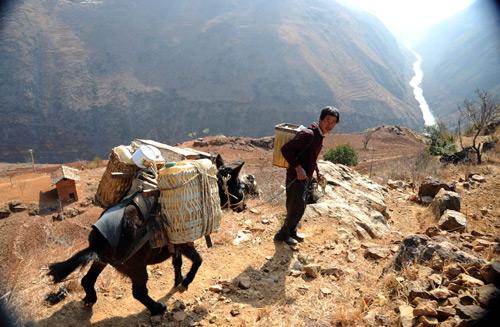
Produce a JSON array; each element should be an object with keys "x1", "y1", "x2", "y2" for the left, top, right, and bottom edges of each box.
[
  {"x1": 0, "y1": 0, "x2": 422, "y2": 162},
  {"x1": 417, "y1": 0, "x2": 500, "y2": 123}
]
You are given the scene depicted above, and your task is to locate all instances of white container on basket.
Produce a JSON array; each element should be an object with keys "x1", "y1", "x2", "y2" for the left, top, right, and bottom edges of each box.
[{"x1": 132, "y1": 144, "x2": 165, "y2": 168}]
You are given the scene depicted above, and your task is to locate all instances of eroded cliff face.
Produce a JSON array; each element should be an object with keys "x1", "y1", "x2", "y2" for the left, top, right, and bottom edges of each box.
[{"x1": 0, "y1": 0, "x2": 421, "y2": 162}]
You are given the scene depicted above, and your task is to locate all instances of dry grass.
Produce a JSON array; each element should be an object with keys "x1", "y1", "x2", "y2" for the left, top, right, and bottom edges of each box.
[{"x1": 373, "y1": 150, "x2": 441, "y2": 187}]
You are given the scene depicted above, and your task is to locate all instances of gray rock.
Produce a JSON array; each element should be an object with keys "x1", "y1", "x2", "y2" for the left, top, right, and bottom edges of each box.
[
  {"x1": 455, "y1": 304, "x2": 486, "y2": 320},
  {"x1": 413, "y1": 300, "x2": 438, "y2": 317},
  {"x1": 418, "y1": 177, "x2": 455, "y2": 200},
  {"x1": 320, "y1": 265, "x2": 345, "y2": 278},
  {"x1": 409, "y1": 289, "x2": 432, "y2": 302},
  {"x1": 320, "y1": 287, "x2": 332, "y2": 295},
  {"x1": 399, "y1": 305, "x2": 414, "y2": 327},
  {"x1": 291, "y1": 260, "x2": 303, "y2": 271},
  {"x1": 417, "y1": 315, "x2": 438, "y2": 326},
  {"x1": 392, "y1": 234, "x2": 485, "y2": 271},
  {"x1": 429, "y1": 189, "x2": 460, "y2": 219},
  {"x1": 430, "y1": 288, "x2": 450, "y2": 300},
  {"x1": 470, "y1": 174, "x2": 485, "y2": 183},
  {"x1": 238, "y1": 276, "x2": 251, "y2": 290},
  {"x1": 364, "y1": 247, "x2": 390, "y2": 260},
  {"x1": 458, "y1": 293, "x2": 476, "y2": 305},
  {"x1": 447, "y1": 283, "x2": 467, "y2": 294},
  {"x1": 0, "y1": 205, "x2": 10, "y2": 219},
  {"x1": 303, "y1": 264, "x2": 322, "y2": 279},
  {"x1": 9, "y1": 201, "x2": 28, "y2": 212},
  {"x1": 52, "y1": 213, "x2": 64, "y2": 221},
  {"x1": 444, "y1": 263, "x2": 463, "y2": 279},
  {"x1": 305, "y1": 161, "x2": 390, "y2": 241},
  {"x1": 173, "y1": 311, "x2": 186, "y2": 322},
  {"x1": 477, "y1": 284, "x2": 500, "y2": 307},
  {"x1": 436, "y1": 306, "x2": 456, "y2": 321},
  {"x1": 438, "y1": 210, "x2": 466, "y2": 232},
  {"x1": 455, "y1": 273, "x2": 484, "y2": 287},
  {"x1": 480, "y1": 262, "x2": 500, "y2": 286},
  {"x1": 421, "y1": 196, "x2": 434, "y2": 205},
  {"x1": 209, "y1": 285, "x2": 223, "y2": 293},
  {"x1": 428, "y1": 274, "x2": 443, "y2": 287}
]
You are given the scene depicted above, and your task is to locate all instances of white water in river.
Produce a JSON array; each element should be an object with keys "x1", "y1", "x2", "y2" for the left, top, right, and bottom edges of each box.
[{"x1": 408, "y1": 49, "x2": 436, "y2": 126}]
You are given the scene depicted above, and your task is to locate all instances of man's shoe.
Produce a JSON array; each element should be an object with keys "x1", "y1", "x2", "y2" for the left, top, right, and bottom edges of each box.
[
  {"x1": 284, "y1": 236, "x2": 298, "y2": 246},
  {"x1": 291, "y1": 231, "x2": 305, "y2": 243}
]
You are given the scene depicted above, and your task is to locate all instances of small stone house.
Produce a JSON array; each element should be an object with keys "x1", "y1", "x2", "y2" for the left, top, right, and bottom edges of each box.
[{"x1": 51, "y1": 165, "x2": 80, "y2": 203}]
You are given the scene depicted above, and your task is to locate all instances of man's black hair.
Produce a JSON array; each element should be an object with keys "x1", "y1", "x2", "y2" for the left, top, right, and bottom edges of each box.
[{"x1": 320, "y1": 106, "x2": 340, "y2": 123}]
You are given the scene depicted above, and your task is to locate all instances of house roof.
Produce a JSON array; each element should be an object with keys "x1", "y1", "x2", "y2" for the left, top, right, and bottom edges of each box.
[{"x1": 51, "y1": 165, "x2": 80, "y2": 184}]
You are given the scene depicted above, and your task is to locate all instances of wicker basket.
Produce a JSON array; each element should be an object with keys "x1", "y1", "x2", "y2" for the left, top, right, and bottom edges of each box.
[
  {"x1": 95, "y1": 149, "x2": 137, "y2": 208},
  {"x1": 158, "y1": 159, "x2": 221, "y2": 244},
  {"x1": 272, "y1": 123, "x2": 301, "y2": 168}
]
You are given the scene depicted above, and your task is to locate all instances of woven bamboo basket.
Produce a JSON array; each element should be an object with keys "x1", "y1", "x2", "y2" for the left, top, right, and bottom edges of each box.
[
  {"x1": 272, "y1": 123, "x2": 301, "y2": 168},
  {"x1": 95, "y1": 149, "x2": 137, "y2": 208},
  {"x1": 158, "y1": 159, "x2": 221, "y2": 244}
]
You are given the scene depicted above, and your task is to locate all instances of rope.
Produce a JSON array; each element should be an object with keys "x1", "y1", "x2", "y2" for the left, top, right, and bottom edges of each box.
[
  {"x1": 242, "y1": 177, "x2": 324, "y2": 210},
  {"x1": 191, "y1": 160, "x2": 215, "y2": 236},
  {"x1": 221, "y1": 174, "x2": 246, "y2": 211}
]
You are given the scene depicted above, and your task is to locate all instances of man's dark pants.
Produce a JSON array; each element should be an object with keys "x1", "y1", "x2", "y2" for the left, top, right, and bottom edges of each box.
[{"x1": 276, "y1": 178, "x2": 306, "y2": 239}]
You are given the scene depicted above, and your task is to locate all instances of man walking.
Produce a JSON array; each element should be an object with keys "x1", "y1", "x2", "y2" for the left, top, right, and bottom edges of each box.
[{"x1": 274, "y1": 106, "x2": 340, "y2": 246}]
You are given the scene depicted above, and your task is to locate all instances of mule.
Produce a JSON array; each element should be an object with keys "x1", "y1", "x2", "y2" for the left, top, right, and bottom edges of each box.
[
  {"x1": 215, "y1": 155, "x2": 246, "y2": 212},
  {"x1": 47, "y1": 155, "x2": 245, "y2": 316}
]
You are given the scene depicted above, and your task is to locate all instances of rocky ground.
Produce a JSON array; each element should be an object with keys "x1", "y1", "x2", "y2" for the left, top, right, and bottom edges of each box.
[{"x1": 0, "y1": 126, "x2": 498, "y2": 326}]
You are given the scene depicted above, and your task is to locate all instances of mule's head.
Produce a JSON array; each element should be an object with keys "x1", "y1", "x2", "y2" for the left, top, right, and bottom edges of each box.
[{"x1": 215, "y1": 154, "x2": 246, "y2": 212}]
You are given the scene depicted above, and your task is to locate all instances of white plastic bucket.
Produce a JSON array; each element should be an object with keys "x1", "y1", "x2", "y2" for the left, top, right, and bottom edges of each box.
[{"x1": 132, "y1": 144, "x2": 165, "y2": 168}]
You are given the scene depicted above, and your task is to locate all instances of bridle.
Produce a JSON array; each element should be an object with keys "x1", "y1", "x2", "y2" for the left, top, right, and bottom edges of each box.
[{"x1": 220, "y1": 173, "x2": 246, "y2": 211}]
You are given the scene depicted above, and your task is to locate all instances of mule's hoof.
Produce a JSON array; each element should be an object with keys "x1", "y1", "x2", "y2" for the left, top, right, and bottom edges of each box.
[
  {"x1": 174, "y1": 275, "x2": 184, "y2": 287},
  {"x1": 150, "y1": 302, "x2": 167, "y2": 316},
  {"x1": 178, "y1": 284, "x2": 187, "y2": 293},
  {"x1": 83, "y1": 301, "x2": 95, "y2": 308}
]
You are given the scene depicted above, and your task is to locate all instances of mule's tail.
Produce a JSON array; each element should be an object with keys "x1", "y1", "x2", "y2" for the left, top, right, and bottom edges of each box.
[{"x1": 48, "y1": 247, "x2": 97, "y2": 283}]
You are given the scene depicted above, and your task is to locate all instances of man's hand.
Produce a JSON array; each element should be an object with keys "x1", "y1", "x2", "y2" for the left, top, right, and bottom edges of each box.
[{"x1": 295, "y1": 165, "x2": 307, "y2": 180}]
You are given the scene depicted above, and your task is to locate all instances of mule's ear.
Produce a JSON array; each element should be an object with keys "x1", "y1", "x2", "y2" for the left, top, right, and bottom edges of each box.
[
  {"x1": 231, "y1": 161, "x2": 245, "y2": 178},
  {"x1": 215, "y1": 154, "x2": 224, "y2": 169}
]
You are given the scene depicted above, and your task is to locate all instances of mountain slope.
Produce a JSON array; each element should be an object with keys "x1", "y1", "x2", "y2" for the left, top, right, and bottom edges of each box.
[
  {"x1": 0, "y1": 0, "x2": 421, "y2": 162},
  {"x1": 417, "y1": 0, "x2": 500, "y2": 122}
]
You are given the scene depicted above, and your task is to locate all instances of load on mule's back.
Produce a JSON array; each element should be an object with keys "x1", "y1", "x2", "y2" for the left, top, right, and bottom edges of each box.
[
  {"x1": 156, "y1": 158, "x2": 222, "y2": 244},
  {"x1": 47, "y1": 140, "x2": 247, "y2": 317}
]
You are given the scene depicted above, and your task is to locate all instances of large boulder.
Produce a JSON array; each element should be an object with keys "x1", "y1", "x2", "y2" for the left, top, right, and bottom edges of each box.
[
  {"x1": 429, "y1": 189, "x2": 460, "y2": 219},
  {"x1": 392, "y1": 234, "x2": 485, "y2": 271},
  {"x1": 438, "y1": 210, "x2": 467, "y2": 232},
  {"x1": 418, "y1": 177, "x2": 455, "y2": 201},
  {"x1": 304, "y1": 161, "x2": 389, "y2": 240}
]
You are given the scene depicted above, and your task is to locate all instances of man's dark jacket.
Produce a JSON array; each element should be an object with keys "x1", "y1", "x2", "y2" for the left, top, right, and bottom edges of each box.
[{"x1": 281, "y1": 122, "x2": 324, "y2": 180}]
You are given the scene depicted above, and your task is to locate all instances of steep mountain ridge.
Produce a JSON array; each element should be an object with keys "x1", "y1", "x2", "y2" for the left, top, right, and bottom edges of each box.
[
  {"x1": 0, "y1": 0, "x2": 421, "y2": 162},
  {"x1": 417, "y1": 0, "x2": 500, "y2": 122}
]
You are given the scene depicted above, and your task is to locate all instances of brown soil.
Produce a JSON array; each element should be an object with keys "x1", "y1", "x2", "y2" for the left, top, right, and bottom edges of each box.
[{"x1": 0, "y1": 127, "x2": 498, "y2": 326}]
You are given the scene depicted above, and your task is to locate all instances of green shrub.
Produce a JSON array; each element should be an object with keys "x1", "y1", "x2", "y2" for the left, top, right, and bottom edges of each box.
[
  {"x1": 324, "y1": 144, "x2": 358, "y2": 166},
  {"x1": 425, "y1": 122, "x2": 457, "y2": 155}
]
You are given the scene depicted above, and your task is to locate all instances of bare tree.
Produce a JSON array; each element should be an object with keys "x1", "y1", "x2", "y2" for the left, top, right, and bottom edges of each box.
[
  {"x1": 460, "y1": 89, "x2": 500, "y2": 164},
  {"x1": 362, "y1": 128, "x2": 374, "y2": 150}
]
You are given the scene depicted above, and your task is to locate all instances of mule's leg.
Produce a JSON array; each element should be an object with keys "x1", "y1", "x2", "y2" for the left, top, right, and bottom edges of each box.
[
  {"x1": 81, "y1": 261, "x2": 106, "y2": 307},
  {"x1": 129, "y1": 266, "x2": 166, "y2": 316},
  {"x1": 172, "y1": 247, "x2": 183, "y2": 287},
  {"x1": 179, "y1": 245, "x2": 202, "y2": 290}
]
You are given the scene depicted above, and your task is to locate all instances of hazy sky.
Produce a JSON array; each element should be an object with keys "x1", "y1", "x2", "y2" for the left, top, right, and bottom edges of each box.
[{"x1": 340, "y1": 0, "x2": 477, "y2": 45}]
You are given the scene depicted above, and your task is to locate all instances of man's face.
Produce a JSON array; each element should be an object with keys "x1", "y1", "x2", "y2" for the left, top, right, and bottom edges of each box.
[{"x1": 319, "y1": 115, "x2": 338, "y2": 134}]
